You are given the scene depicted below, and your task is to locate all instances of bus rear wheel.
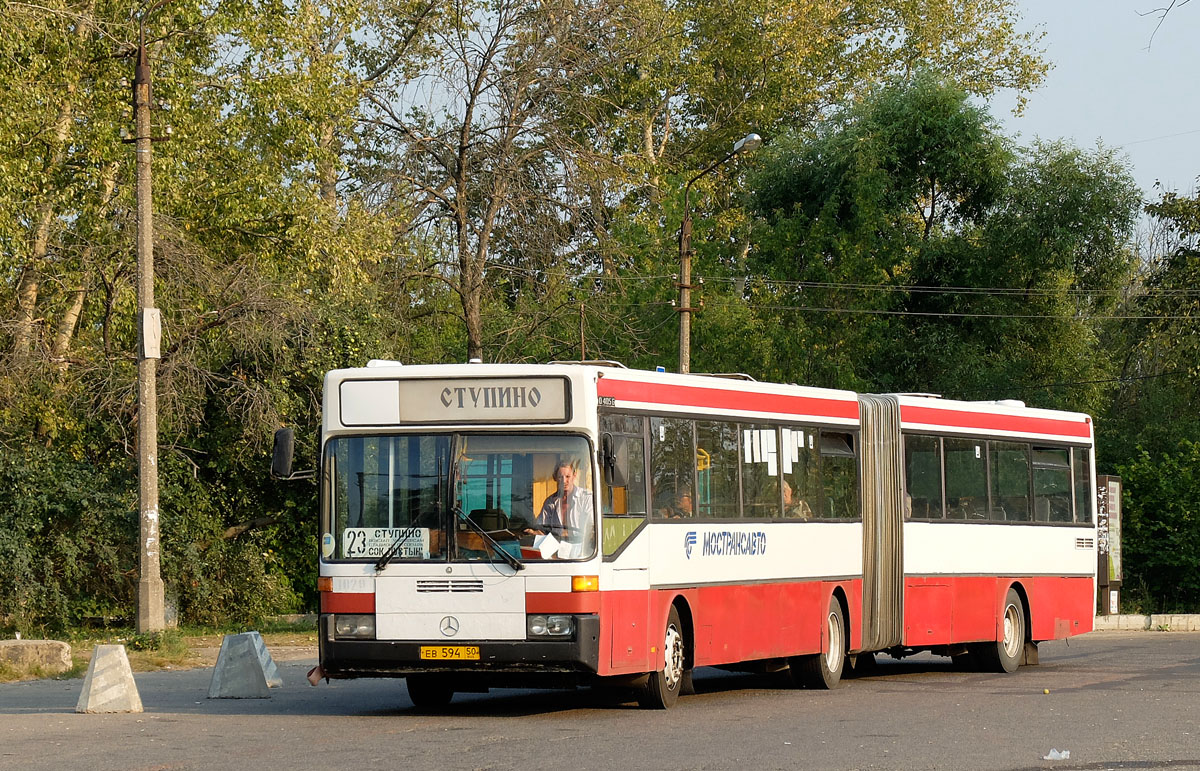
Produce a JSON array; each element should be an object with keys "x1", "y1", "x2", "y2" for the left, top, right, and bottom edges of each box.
[
  {"x1": 791, "y1": 597, "x2": 846, "y2": 689},
  {"x1": 975, "y1": 588, "x2": 1025, "y2": 674},
  {"x1": 639, "y1": 606, "x2": 685, "y2": 709},
  {"x1": 406, "y1": 674, "x2": 454, "y2": 709}
]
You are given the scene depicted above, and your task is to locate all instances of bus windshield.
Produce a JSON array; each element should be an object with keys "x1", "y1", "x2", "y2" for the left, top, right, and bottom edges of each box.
[{"x1": 323, "y1": 433, "x2": 595, "y2": 563}]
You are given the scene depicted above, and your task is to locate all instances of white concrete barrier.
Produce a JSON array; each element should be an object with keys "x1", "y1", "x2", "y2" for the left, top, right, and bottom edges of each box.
[
  {"x1": 207, "y1": 631, "x2": 282, "y2": 699},
  {"x1": 76, "y1": 645, "x2": 143, "y2": 713}
]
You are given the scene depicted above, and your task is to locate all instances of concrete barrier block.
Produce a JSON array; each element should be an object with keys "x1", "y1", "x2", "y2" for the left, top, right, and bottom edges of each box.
[
  {"x1": 207, "y1": 631, "x2": 280, "y2": 698},
  {"x1": 0, "y1": 640, "x2": 72, "y2": 675},
  {"x1": 76, "y1": 645, "x2": 143, "y2": 713}
]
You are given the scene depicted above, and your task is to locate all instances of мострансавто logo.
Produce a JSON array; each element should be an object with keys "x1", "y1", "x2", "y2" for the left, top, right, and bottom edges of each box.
[{"x1": 684, "y1": 530, "x2": 767, "y2": 558}]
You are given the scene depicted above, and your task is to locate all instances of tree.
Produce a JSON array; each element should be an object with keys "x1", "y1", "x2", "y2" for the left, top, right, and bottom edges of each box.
[{"x1": 745, "y1": 75, "x2": 1141, "y2": 404}]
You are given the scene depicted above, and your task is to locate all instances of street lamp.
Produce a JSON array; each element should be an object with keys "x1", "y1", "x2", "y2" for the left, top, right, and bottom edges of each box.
[{"x1": 678, "y1": 132, "x2": 761, "y2": 374}]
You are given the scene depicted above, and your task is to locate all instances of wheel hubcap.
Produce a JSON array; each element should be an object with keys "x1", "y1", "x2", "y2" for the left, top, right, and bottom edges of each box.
[
  {"x1": 1002, "y1": 603, "x2": 1022, "y2": 659},
  {"x1": 825, "y1": 611, "x2": 843, "y2": 671},
  {"x1": 663, "y1": 623, "x2": 684, "y2": 688}
]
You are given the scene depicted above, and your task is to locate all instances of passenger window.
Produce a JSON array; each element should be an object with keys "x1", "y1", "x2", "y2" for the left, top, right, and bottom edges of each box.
[
  {"x1": 990, "y1": 441, "x2": 1030, "y2": 521},
  {"x1": 696, "y1": 420, "x2": 740, "y2": 518},
  {"x1": 1073, "y1": 447, "x2": 1092, "y2": 523},
  {"x1": 651, "y1": 416, "x2": 695, "y2": 520},
  {"x1": 742, "y1": 425, "x2": 782, "y2": 518},
  {"x1": 904, "y1": 434, "x2": 943, "y2": 519},
  {"x1": 600, "y1": 414, "x2": 647, "y2": 556},
  {"x1": 944, "y1": 438, "x2": 987, "y2": 519},
  {"x1": 1033, "y1": 447, "x2": 1072, "y2": 522},
  {"x1": 820, "y1": 431, "x2": 858, "y2": 519},
  {"x1": 780, "y1": 427, "x2": 818, "y2": 519}
]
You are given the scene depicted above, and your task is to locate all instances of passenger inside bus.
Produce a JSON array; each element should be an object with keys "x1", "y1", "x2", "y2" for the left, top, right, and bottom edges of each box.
[
  {"x1": 655, "y1": 489, "x2": 693, "y2": 518},
  {"x1": 782, "y1": 480, "x2": 813, "y2": 519}
]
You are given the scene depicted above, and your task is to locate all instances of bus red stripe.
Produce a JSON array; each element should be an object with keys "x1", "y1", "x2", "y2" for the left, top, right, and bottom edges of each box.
[
  {"x1": 901, "y1": 405, "x2": 1092, "y2": 439},
  {"x1": 598, "y1": 379, "x2": 859, "y2": 420}
]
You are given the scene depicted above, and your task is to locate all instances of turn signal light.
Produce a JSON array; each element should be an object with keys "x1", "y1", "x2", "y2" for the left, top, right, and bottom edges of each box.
[
  {"x1": 317, "y1": 576, "x2": 333, "y2": 592},
  {"x1": 571, "y1": 575, "x2": 599, "y2": 592}
]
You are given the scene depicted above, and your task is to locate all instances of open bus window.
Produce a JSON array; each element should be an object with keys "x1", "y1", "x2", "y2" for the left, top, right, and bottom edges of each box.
[{"x1": 820, "y1": 431, "x2": 859, "y2": 519}]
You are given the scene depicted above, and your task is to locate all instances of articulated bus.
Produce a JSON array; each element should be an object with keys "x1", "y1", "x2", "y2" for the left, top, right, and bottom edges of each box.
[{"x1": 279, "y1": 360, "x2": 1097, "y2": 709}]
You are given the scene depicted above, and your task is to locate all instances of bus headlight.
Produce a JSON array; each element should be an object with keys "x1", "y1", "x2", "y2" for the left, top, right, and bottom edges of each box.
[
  {"x1": 527, "y1": 614, "x2": 574, "y2": 637},
  {"x1": 333, "y1": 614, "x2": 376, "y2": 639}
]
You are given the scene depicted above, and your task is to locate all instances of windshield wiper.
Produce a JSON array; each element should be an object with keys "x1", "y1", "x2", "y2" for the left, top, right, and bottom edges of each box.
[
  {"x1": 374, "y1": 531, "x2": 411, "y2": 572},
  {"x1": 454, "y1": 506, "x2": 524, "y2": 571}
]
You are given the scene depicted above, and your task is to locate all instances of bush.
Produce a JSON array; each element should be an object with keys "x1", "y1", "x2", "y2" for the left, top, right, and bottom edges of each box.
[
  {"x1": 0, "y1": 447, "x2": 136, "y2": 635},
  {"x1": 1117, "y1": 441, "x2": 1200, "y2": 613}
]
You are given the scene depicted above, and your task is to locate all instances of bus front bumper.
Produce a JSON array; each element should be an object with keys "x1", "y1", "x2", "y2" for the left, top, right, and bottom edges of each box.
[{"x1": 319, "y1": 613, "x2": 600, "y2": 680}]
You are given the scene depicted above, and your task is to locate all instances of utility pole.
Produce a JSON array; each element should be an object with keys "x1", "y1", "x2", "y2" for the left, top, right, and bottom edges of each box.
[
  {"x1": 132, "y1": 22, "x2": 164, "y2": 633},
  {"x1": 678, "y1": 132, "x2": 762, "y2": 374}
]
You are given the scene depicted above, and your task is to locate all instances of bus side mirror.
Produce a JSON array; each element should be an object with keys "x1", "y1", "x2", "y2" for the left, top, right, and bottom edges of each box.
[
  {"x1": 272, "y1": 428, "x2": 295, "y2": 479},
  {"x1": 602, "y1": 433, "x2": 629, "y2": 488}
]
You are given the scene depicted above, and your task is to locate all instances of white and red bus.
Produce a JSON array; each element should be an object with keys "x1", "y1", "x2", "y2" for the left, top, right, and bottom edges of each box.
[{"x1": 280, "y1": 361, "x2": 1096, "y2": 708}]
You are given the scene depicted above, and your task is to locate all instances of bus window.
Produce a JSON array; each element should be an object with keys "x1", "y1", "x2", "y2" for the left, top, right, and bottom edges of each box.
[
  {"x1": 779, "y1": 427, "x2": 818, "y2": 519},
  {"x1": 697, "y1": 420, "x2": 740, "y2": 519},
  {"x1": 1073, "y1": 447, "x2": 1092, "y2": 523},
  {"x1": 820, "y1": 431, "x2": 858, "y2": 519},
  {"x1": 651, "y1": 416, "x2": 695, "y2": 519},
  {"x1": 743, "y1": 425, "x2": 782, "y2": 518},
  {"x1": 904, "y1": 434, "x2": 943, "y2": 519},
  {"x1": 1033, "y1": 447, "x2": 1072, "y2": 522},
  {"x1": 990, "y1": 441, "x2": 1031, "y2": 521},
  {"x1": 600, "y1": 414, "x2": 647, "y2": 556},
  {"x1": 944, "y1": 438, "x2": 987, "y2": 519},
  {"x1": 327, "y1": 435, "x2": 450, "y2": 561}
]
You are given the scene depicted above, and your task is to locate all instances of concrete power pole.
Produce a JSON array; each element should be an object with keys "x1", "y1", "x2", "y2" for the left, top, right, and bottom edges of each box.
[{"x1": 133, "y1": 26, "x2": 165, "y2": 633}]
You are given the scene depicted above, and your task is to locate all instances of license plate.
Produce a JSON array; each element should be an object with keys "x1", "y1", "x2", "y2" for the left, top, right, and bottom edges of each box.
[{"x1": 419, "y1": 645, "x2": 480, "y2": 660}]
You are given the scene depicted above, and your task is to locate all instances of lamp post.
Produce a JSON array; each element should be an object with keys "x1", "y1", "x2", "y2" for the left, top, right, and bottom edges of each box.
[{"x1": 678, "y1": 132, "x2": 761, "y2": 374}]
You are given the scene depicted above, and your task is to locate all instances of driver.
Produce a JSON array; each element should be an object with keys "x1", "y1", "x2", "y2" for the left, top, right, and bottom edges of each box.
[{"x1": 526, "y1": 459, "x2": 594, "y2": 556}]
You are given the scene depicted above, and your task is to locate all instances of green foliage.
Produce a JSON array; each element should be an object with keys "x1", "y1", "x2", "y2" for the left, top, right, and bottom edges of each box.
[
  {"x1": 0, "y1": 447, "x2": 135, "y2": 635},
  {"x1": 1118, "y1": 442, "x2": 1200, "y2": 612}
]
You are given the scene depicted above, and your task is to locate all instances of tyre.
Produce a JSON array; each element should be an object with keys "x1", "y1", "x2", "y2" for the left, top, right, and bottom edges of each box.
[
  {"x1": 406, "y1": 674, "x2": 454, "y2": 709},
  {"x1": 976, "y1": 588, "x2": 1025, "y2": 674},
  {"x1": 639, "y1": 606, "x2": 686, "y2": 709},
  {"x1": 791, "y1": 596, "x2": 847, "y2": 689}
]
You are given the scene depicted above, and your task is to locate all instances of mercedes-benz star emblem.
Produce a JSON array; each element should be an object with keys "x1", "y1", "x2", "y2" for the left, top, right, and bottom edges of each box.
[{"x1": 439, "y1": 616, "x2": 460, "y2": 637}]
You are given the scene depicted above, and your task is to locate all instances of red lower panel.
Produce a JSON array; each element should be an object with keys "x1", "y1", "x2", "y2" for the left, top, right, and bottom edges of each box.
[
  {"x1": 320, "y1": 591, "x2": 375, "y2": 613},
  {"x1": 597, "y1": 575, "x2": 1093, "y2": 676},
  {"x1": 526, "y1": 592, "x2": 600, "y2": 614},
  {"x1": 901, "y1": 576, "x2": 1095, "y2": 645},
  {"x1": 597, "y1": 580, "x2": 862, "y2": 677}
]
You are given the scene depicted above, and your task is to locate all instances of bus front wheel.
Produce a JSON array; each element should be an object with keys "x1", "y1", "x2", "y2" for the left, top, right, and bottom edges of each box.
[
  {"x1": 406, "y1": 674, "x2": 454, "y2": 709},
  {"x1": 639, "y1": 606, "x2": 685, "y2": 709}
]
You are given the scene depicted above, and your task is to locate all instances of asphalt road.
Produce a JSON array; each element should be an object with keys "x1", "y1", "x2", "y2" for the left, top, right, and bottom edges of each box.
[{"x1": 2, "y1": 631, "x2": 1199, "y2": 771}]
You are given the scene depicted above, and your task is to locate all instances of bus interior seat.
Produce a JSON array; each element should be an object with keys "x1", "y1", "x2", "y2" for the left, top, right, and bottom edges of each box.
[{"x1": 469, "y1": 507, "x2": 510, "y2": 532}]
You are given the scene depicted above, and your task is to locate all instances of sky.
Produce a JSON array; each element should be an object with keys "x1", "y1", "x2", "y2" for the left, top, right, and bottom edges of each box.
[{"x1": 991, "y1": 0, "x2": 1200, "y2": 200}]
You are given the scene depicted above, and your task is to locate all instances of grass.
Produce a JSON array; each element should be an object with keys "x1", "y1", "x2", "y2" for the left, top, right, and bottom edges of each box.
[{"x1": 0, "y1": 617, "x2": 318, "y2": 683}]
